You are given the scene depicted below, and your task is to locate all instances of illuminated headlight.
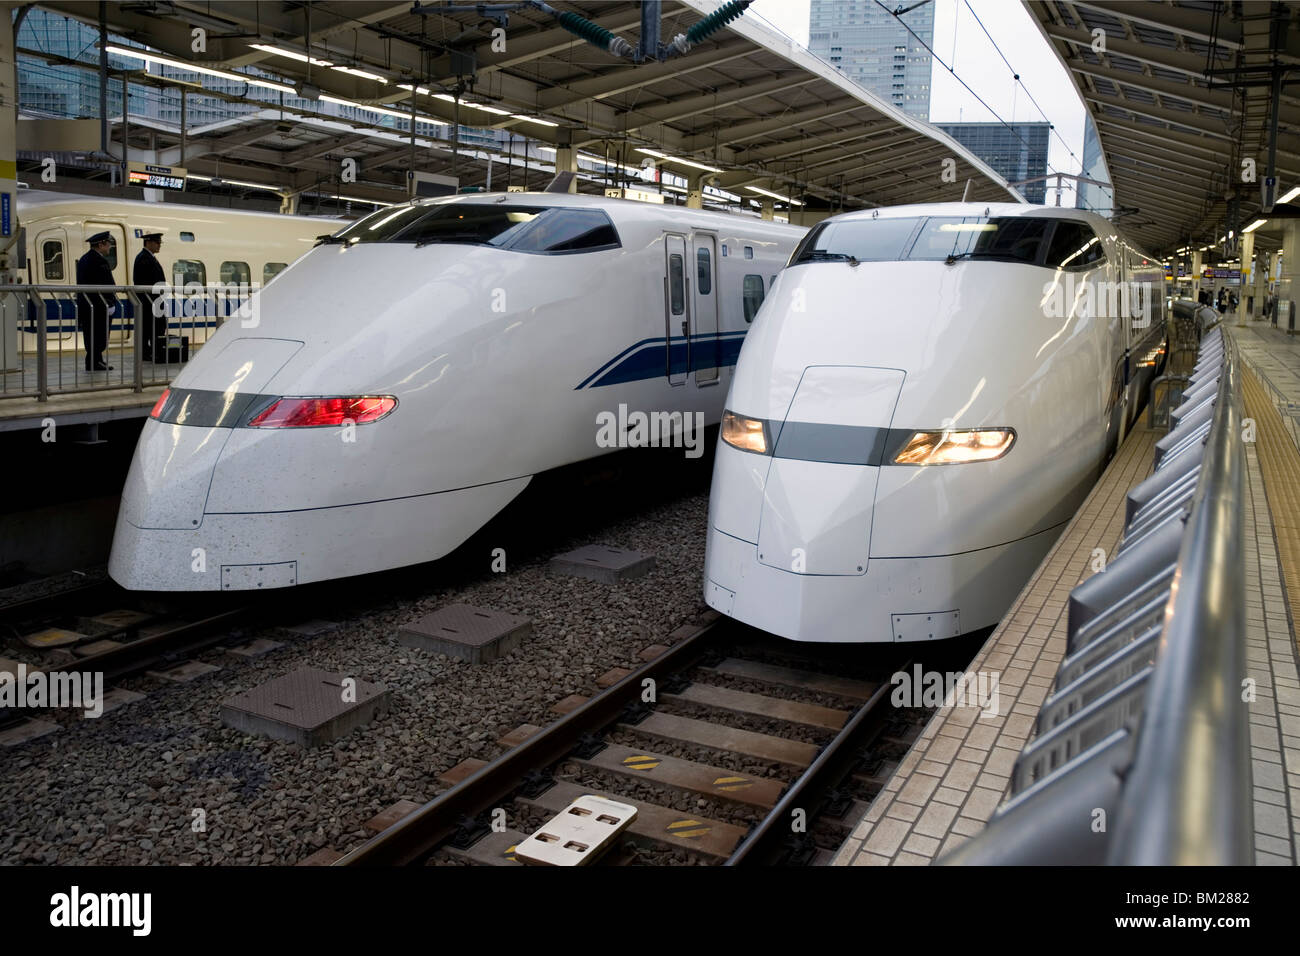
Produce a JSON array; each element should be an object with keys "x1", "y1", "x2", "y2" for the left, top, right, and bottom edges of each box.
[
  {"x1": 721, "y1": 410, "x2": 770, "y2": 454},
  {"x1": 893, "y1": 428, "x2": 1015, "y2": 465}
]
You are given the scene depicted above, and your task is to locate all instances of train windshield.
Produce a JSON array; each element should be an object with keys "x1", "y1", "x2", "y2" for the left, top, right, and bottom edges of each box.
[
  {"x1": 790, "y1": 215, "x2": 1074, "y2": 268},
  {"x1": 331, "y1": 203, "x2": 620, "y2": 253}
]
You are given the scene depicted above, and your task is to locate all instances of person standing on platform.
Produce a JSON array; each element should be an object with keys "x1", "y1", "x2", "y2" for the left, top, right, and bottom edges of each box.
[
  {"x1": 75, "y1": 232, "x2": 115, "y2": 371},
  {"x1": 132, "y1": 232, "x2": 166, "y2": 361}
]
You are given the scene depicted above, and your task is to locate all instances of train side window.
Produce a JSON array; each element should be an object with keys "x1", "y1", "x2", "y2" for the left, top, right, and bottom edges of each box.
[
  {"x1": 220, "y1": 261, "x2": 251, "y2": 286},
  {"x1": 1047, "y1": 221, "x2": 1106, "y2": 270},
  {"x1": 179, "y1": 232, "x2": 195, "y2": 242},
  {"x1": 744, "y1": 246, "x2": 754, "y2": 259},
  {"x1": 42, "y1": 240, "x2": 64, "y2": 280},
  {"x1": 669, "y1": 254, "x2": 685, "y2": 315},
  {"x1": 100, "y1": 237, "x2": 119, "y2": 271},
  {"x1": 172, "y1": 259, "x2": 206, "y2": 286},
  {"x1": 696, "y1": 247, "x2": 711, "y2": 295},
  {"x1": 263, "y1": 262, "x2": 288, "y2": 284},
  {"x1": 743, "y1": 274, "x2": 765, "y2": 323},
  {"x1": 505, "y1": 208, "x2": 620, "y2": 253}
]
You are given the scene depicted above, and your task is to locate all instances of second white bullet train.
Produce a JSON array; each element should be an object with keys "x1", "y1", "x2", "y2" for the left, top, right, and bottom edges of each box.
[
  {"x1": 703, "y1": 202, "x2": 1166, "y2": 643},
  {"x1": 109, "y1": 193, "x2": 804, "y2": 590}
]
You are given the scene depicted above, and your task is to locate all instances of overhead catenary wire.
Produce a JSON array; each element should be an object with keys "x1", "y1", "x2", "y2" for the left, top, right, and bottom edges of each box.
[{"x1": 874, "y1": 0, "x2": 1070, "y2": 196}]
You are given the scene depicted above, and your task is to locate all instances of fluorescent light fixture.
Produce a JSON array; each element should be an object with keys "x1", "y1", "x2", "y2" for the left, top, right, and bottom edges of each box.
[
  {"x1": 105, "y1": 44, "x2": 296, "y2": 94},
  {"x1": 248, "y1": 43, "x2": 332, "y2": 67},
  {"x1": 745, "y1": 185, "x2": 805, "y2": 207},
  {"x1": 1243, "y1": 218, "x2": 1268, "y2": 233},
  {"x1": 511, "y1": 114, "x2": 559, "y2": 127},
  {"x1": 636, "y1": 148, "x2": 722, "y2": 174},
  {"x1": 319, "y1": 94, "x2": 411, "y2": 121},
  {"x1": 331, "y1": 66, "x2": 388, "y2": 83},
  {"x1": 397, "y1": 84, "x2": 432, "y2": 95},
  {"x1": 187, "y1": 173, "x2": 281, "y2": 191},
  {"x1": 1280, "y1": 185, "x2": 1300, "y2": 204},
  {"x1": 1199, "y1": 246, "x2": 1210, "y2": 251}
]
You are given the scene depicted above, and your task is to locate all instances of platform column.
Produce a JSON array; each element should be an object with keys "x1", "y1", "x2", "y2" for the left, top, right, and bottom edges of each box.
[
  {"x1": 1, "y1": 3, "x2": 20, "y2": 375},
  {"x1": 1281, "y1": 221, "x2": 1300, "y2": 332},
  {"x1": 759, "y1": 198, "x2": 774, "y2": 221},
  {"x1": 554, "y1": 128, "x2": 578, "y2": 193},
  {"x1": 1239, "y1": 230, "x2": 1255, "y2": 323},
  {"x1": 686, "y1": 171, "x2": 704, "y2": 209}
]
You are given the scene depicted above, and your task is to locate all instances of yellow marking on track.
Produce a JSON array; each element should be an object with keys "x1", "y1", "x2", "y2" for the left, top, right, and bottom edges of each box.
[
  {"x1": 712, "y1": 775, "x2": 753, "y2": 792},
  {"x1": 505, "y1": 845, "x2": 518, "y2": 859},
  {"x1": 667, "y1": 819, "x2": 711, "y2": 839},
  {"x1": 622, "y1": 755, "x2": 661, "y2": 771}
]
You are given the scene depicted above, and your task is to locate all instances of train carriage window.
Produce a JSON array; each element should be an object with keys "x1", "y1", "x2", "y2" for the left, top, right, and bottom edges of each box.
[
  {"x1": 910, "y1": 216, "x2": 1050, "y2": 263},
  {"x1": 743, "y1": 274, "x2": 765, "y2": 323},
  {"x1": 330, "y1": 203, "x2": 620, "y2": 254},
  {"x1": 697, "y1": 247, "x2": 711, "y2": 295},
  {"x1": 263, "y1": 262, "x2": 288, "y2": 284},
  {"x1": 220, "y1": 261, "x2": 251, "y2": 286},
  {"x1": 42, "y1": 240, "x2": 64, "y2": 280},
  {"x1": 744, "y1": 246, "x2": 754, "y2": 259},
  {"x1": 171, "y1": 259, "x2": 206, "y2": 286},
  {"x1": 1046, "y1": 221, "x2": 1106, "y2": 270},
  {"x1": 669, "y1": 254, "x2": 685, "y2": 315},
  {"x1": 99, "y1": 236, "x2": 119, "y2": 271},
  {"x1": 179, "y1": 232, "x2": 195, "y2": 242}
]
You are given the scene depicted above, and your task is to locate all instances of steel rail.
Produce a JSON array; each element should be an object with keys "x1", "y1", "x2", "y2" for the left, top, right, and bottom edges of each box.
[{"x1": 336, "y1": 619, "x2": 726, "y2": 866}]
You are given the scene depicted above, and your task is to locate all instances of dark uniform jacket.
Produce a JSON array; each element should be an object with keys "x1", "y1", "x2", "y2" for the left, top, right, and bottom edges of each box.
[
  {"x1": 74, "y1": 248, "x2": 115, "y2": 325},
  {"x1": 133, "y1": 247, "x2": 167, "y2": 343}
]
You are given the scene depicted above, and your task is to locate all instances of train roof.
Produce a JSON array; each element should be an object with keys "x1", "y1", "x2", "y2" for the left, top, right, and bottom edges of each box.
[
  {"x1": 403, "y1": 190, "x2": 808, "y2": 235},
  {"x1": 17, "y1": 188, "x2": 346, "y2": 223}
]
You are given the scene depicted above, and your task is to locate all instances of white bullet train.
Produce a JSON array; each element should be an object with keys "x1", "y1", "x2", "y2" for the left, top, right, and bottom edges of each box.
[
  {"x1": 14, "y1": 190, "x2": 344, "y2": 353},
  {"x1": 703, "y1": 202, "x2": 1166, "y2": 643},
  {"x1": 108, "y1": 192, "x2": 804, "y2": 590}
]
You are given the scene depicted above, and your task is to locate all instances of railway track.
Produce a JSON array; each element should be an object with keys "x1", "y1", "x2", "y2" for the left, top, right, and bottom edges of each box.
[
  {"x1": 0, "y1": 578, "x2": 265, "y2": 729},
  {"x1": 334, "y1": 618, "x2": 977, "y2": 867}
]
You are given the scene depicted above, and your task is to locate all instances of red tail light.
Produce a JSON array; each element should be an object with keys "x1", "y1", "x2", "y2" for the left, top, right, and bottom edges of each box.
[
  {"x1": 246, "y1": 396, "x2": 397, "y2": 428},
  {"x1": 149, "y1": 387, "x2": 171, "y2": 419}
]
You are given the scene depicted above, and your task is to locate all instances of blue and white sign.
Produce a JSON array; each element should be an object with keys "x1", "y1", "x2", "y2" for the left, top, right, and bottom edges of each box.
[{"x1": 1, "y1": 192, "x2": 10, "y2": 237}]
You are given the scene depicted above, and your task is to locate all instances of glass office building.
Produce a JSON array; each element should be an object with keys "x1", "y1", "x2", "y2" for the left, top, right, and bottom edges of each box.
[
  {"x1": 1076, "y1": 115, "x2": 1114, "y2": 215},
  {"x1": 808, "y1": 0, "x2": 933, "y2": 120},
  {"x1": 935, "y1": 122, "x2": 1051, "y2": 204}
]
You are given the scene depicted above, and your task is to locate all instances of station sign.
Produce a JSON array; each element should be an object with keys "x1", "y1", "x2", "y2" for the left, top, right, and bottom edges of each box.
[{"x1": 127, "y1": 162, "x2": 187, "y2": 191}]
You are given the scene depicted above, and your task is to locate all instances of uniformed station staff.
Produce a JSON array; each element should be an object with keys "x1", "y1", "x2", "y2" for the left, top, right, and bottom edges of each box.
[
  {"x1": 132, "y1": 231, "x2": 166, "y2": 361},
  {"x1": 75, "y1": 231, "x2": 115, "y2": 371}
]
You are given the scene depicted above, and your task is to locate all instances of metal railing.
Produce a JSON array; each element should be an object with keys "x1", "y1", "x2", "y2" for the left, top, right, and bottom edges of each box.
[
  {"x1": 943, "y1": 324, "x2": 1251, "y2": 865},
  {"x1": 0, "y1": 283, "x2": 233, "y2": 401}
]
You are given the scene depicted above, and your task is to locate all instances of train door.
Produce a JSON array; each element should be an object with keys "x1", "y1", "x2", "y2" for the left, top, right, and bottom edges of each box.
[
  {"x1": 664, "y1": 233, "x2": 688, "y2": 386},
  {"x1": 34, "y1": 228, "x2": 75, "y2": 342},
  {"x1": 83, "y1": 221, "x2": 129, "y2": 343},
  {"x1": 692, "y1": 233, "x2": 719, "y2": 385}
]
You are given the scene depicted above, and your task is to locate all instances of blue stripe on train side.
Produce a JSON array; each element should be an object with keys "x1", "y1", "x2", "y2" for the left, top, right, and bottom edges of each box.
[{"x1": 579, "y1": 330, "x2": 748, "y2": 389}]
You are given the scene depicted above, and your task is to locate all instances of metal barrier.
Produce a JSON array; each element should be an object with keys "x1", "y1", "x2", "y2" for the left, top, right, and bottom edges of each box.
[
  {"x1": 0, "y1": 283, "x2": 241, "y2": 401},
  {"x1": 1148, "y1": 298, "x2": 1214, "y2": 429},
  {"x1": 943, "y1": 324, "x2": 1251, "y2": 865}
]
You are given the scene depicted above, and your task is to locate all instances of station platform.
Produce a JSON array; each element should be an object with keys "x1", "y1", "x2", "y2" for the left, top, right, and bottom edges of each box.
[
  {"x1": 0, "y1": 347, "x2": 184, "y2": 432},
  {"x1": 834, "y1": 324, "x2": 1300, "y2": 866}
]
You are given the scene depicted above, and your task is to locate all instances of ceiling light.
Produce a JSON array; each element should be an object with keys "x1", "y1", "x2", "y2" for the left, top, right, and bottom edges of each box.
[
  {"x1": 106, "y1": 43, "x2": 296, "y2": 94},
  {"x1": 510, "y1": 114, "x2": 559, "y2": 127},
  {"x1": 1279, "y1": 185, "x2": 1300, "y2": 204},
  {"x1": 636, "y1": 148, "x2": 722, "y2": 174},
  {"x1": 1243, "y1": 218, "x2": 1268, "y2": 233},
  {"x1": 331, "y1": 66, "x2": 388, "y2": 83},
  {"x1": 248, "y1": 43, "x2": 332, "y2": 67},
  {"x1": 745, "y1": 185, "x2": 805, "y2": 207}
]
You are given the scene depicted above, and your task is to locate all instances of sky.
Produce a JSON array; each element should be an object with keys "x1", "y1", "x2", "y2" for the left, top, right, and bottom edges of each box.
[{"x1": 746, "y1": 0, "x2": 1088, "y2": 203}]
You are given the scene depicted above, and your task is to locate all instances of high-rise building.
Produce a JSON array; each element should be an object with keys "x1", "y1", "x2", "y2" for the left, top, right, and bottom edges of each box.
[
  {"x1": 808, "y1": 0, "x2": 933, "y2": 120},
  {"x1": 935, "y1": 122, "x2": 1051, "y2": 204},
  {"x1": 1076, "y1": 115, "x2": 1114, "y2": 215}
]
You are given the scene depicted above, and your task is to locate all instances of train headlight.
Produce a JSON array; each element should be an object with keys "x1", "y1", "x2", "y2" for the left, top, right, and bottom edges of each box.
[
  {"x1": 893, "y1": 428, "x2": 1015, "y2": 465},
  {"x1": 721, "y1": 411, "x2": 770, "y2": 455}
]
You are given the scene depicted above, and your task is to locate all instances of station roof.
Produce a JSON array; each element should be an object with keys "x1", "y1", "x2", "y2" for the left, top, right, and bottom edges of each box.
[
  {"x1": 1027, "y1": 0, "x2": 1297, "y2": 255},
  {"x1": 26, "y1": 0, "x2": 1022, "y2": 212}
]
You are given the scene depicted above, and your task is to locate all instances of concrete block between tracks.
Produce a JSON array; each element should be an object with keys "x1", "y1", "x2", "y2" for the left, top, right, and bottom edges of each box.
[
  {"x1": 220, "y1": 666, "x2": 390, "y2": 747},
  {"x1": 548, "y1": 545, "x2": 656, "y2": 584},
  {"x1": 396, "y1": 604, "x2": 531, "y2": 664}
]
